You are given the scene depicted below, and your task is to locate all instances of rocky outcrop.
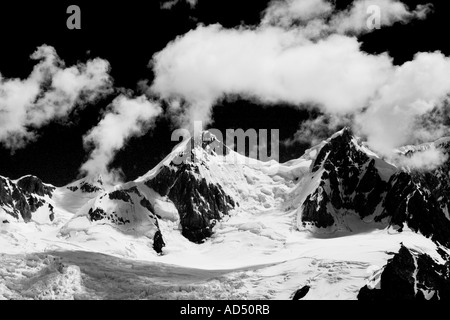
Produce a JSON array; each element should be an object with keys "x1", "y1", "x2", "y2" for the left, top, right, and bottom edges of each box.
[
  {"x1": 301, "y1": 128, "x2": 391, "y2": 229},
  {"x1": 147, "y1": 162, "x2": 236, "y2": 243},
  {"x1": 300, "y1": 128, "x2": 450, "y2": 248},
  {"x1": 146, "y1": 148, "x2": 236, "y2": 243},
  {"x1": 16, "y1": 175, "x2": 55, "y2": 197},
  {"x1": 0, "y1": 175, "x2": 54, "y2": 222},
  {"x1": 292, "y1": 285, "x2": 310, "y2": 300},
  {"x1": 82, "y1": 185, "x2": 165, "y2": 254},
  {"x1": 377, "y1": 170, "x2": 450, "y2": 247},
  {"x1": 153, "y1": 230, "x2": 165, "y2": 254},
  {"x1": 142, "y1": 134, "x2": 237, "y2": 243},
  {"x1": 358, "y1": 245, "x2": 450, "y2": 300},
  {"x1": 66, "y1": 175, "x2": 104, "y2": 194}
]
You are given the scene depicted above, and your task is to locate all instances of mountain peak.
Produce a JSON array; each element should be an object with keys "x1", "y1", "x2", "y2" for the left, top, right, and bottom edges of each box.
[{"x1": 330, "y1": 126, "x2": 353, "y2": 140}]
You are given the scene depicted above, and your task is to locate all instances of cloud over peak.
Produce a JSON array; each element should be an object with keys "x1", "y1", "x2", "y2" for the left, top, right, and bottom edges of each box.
[{"x1": 150, "y1": 0, "x2": 449, "y2": 169}]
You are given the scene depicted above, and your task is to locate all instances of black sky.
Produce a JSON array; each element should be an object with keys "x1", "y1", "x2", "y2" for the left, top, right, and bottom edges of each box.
[{"x1": 0, "y1": 0, "x2": 447, "y2": 186}]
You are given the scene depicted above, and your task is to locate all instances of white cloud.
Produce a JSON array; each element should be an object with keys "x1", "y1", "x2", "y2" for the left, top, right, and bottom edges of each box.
[
  {"x1": 0, "y1": 45, "x2": 112, "y2": 150},
  {"x1": 149, "y1": 0, "x2": 449, "y2": 170},
  {"x1": 396, "y1": 146, "x2": 448, "y2": 170},
  {"x1": 81, "y1": 95, "x2": 162, "y2": 184},
  {"x1": 262, "y1": 0, "x2": 333, "y2": 27},
  {"x1": 262, "y1": 0, "x2": 432, "y2": 35},
  {"x1": 151, "y1": 25, "x2": 393, "y2": 125},
  {"x1": 355, "y1": 52, "x2": 450, "y2": 157}
]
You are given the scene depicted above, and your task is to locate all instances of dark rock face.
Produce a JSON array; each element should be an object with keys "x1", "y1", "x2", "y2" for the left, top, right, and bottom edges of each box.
[
  {"x1": 86, "y1": 185, "x2": 164, "y2": 254},
  {"x1": 147, "y1": 161, "x2": 236, "y2": 243},
  {"x1": 88, "y1": 187, "x2": 156, "y2": 226},
  {"x1": 108, "y1": 190, "x2": 132, "y2": 202},
  {"x1": 377, "y1": 170, "x2": 450, "y2": 247},
  {"x1": 87, "y1": 206, "x2": 131, "y2": 225},
  {"x1": 67, "y1": 176, "x2": 104, "y2": 194},
  {"x1": 0, "y1": 175, "x2": 54, "y2": 222},
  {"x1": 300, "y1": 129, "x2": 450, "y2": 249},
  {"x1": 302, "y1": 183, "x2": 335, "y2": 228},
  {"x1": 376, "y1": 140, "x2": 450, "y2": 247},
  {"x1": 301, "y1": 128, "x2": 389, "y2": 228},
  {"x1": 146, "y1": 138, "x2": 236, "y2": 244},
  {"x1": 79, "y1": 182, "x2": 103, "y2": 193},
  {"x1": 16, "y1": 176, "x2": 55, "y2": 197},
  {"x1": 292, "y1": 285, "x2": 310, "y2": 300},
  {"x1": 358, "y1": 245, "x2": 450, "y2": 300}
]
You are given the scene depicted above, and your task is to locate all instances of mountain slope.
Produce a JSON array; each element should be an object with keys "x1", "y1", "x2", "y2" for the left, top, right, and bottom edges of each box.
[
  {"x1": 53, "y1": 174, "x2": 106, "y2": 214},
  {"x1": 137, "y1": 131, "x2": 290, "y2": 243},
  {"x1": 292, "y1": 128, "x2": 450, "y2": 250},
  {"x1": 0, "y1": 175, "x2": 55, "y2": 223},
  {"x1": 293, "y1": 128, "x2": 397, "y2": 232}
]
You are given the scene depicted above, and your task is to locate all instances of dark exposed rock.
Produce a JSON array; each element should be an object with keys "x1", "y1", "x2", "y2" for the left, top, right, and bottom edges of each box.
[
  {"x1": 80, "y1": 182, "x2": 103, "y2": 193},
  {"x1": 376, "y1": 142, "x2": 450, "y2": 247},
  {"x1": 301, "y1": 128, "x2": 450, "y2": 250},
  {"x1": 146, "y1": 161, "x2": 235, "y2": 243},
  {"x1": 16, "y1": 176, "x2": 55, "y2": 197},
  {"x1": 292, "y1": 285, "x2": 310, "y2": 300},
  {"x1": 358, "y1": 245, "x2": 450, "y2": 300},
  {"x1": 108, "y1": 190, "x2": 132, "y2": 202},
  {"x1": 1, "y1": 176, "x2": 32, "y2": 221},
  {"x1": 140, "y1": 197, "x2": 155, "y2": 214},
  {"x1": 153, "y1": 230, "x2": 165, "y2": 254},
  {"x1": 1, "y1": 175, "x2": 56, "y2": 222},
  {"x1": 88, "y1": 208, "x2": 106, "y2": 222},
  {"x1": 49, "y1": 204, "x2": 55, "y2": 222},
  {"x1": 146, "y1": 166, "x2": 178, "y2": 196},
  {"x1": 302, "y1": 184, "x2": 335, "y2": 228},
  {"x1": 301, "y1": 128, "x2": 390, "y2": 229}
]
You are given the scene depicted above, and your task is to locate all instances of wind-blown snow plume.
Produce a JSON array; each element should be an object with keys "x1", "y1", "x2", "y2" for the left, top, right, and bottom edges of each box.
[
  {"x1": 81, "y1": 95, "x2": 162, "y2": 184},
  {"x1": 150, "y1": 0, "x2": 450, "y2": 169},
  {"x1": 0, "y1": 45, "x2": 112, "y2": 150}
]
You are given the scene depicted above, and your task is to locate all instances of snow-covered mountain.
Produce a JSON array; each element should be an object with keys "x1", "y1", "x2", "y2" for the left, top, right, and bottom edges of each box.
[{"x1": 1, "y1": 128, "x2": 450, "y2": 300}]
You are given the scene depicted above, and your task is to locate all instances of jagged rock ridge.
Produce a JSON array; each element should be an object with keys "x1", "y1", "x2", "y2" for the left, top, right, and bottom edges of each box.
[
  {"x1": 145, "y1": 134, "x2": 236, "y2": 243},
  {"x1": 0, "y1": 175, "x2": 55, "y2": 222}
]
